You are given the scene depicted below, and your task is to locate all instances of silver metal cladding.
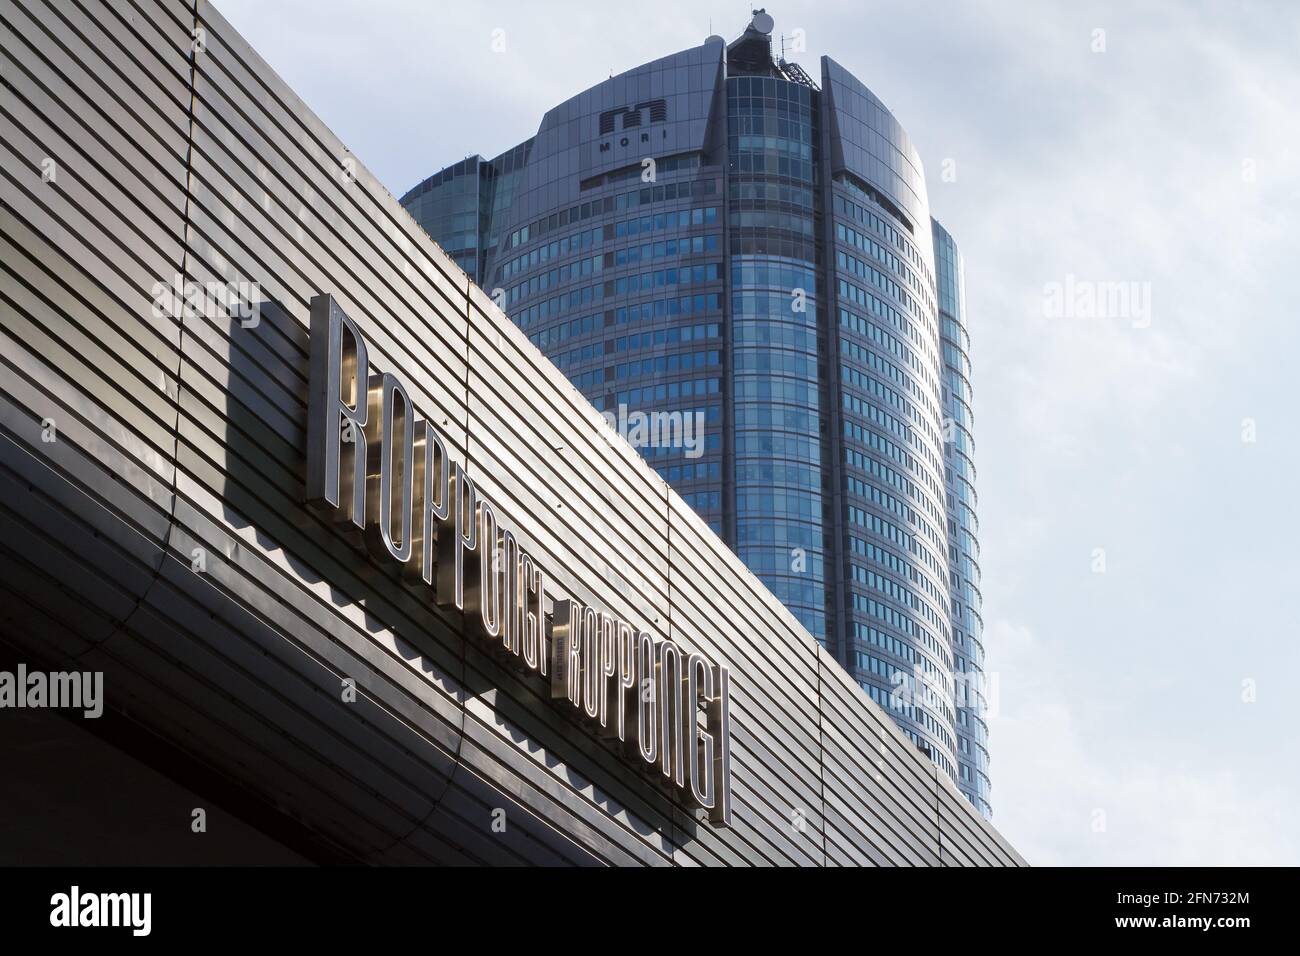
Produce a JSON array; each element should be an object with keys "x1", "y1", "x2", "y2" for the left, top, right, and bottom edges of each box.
[{"x1": 305, "y1": 294, "x2": 732, "y2": 823}]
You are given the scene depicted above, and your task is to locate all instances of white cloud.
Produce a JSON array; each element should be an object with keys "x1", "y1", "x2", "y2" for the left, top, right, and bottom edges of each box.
[{"x1": 987, "y1": 618, "x2": 1298, "y2": 865}]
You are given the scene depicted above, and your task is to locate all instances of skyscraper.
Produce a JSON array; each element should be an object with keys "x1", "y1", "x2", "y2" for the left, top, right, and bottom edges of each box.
[{"x1": 400, "y1": 11, "x2": 991, "y2": 817}]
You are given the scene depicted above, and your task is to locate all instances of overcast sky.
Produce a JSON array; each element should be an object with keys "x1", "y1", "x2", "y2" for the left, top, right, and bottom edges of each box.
[{"x1": 214, "y1": 0, "x2": 1300, "y2": 865}]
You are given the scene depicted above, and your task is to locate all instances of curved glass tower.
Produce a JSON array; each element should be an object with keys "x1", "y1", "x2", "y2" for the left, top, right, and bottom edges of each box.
[
  {"x1": 401, "y1": 11, "x2": 992, "y2": 818},
  {"x1": 727, "y1": 57, "x2": 826, "y2": 643},
  {"x1": 934, "y1": 220, "x2": 991, "y2": 815}
]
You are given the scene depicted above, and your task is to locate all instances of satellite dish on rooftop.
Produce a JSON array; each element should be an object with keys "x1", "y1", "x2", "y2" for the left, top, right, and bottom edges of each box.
[{"x1": 750, "y1": 11, "x2": 774, "y2": 35}]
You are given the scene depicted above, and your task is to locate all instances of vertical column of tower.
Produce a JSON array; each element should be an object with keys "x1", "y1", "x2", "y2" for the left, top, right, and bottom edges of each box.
[
  {"x1": 933, "y1": 219, "x2": 991, "y2": 818},
  {"x1": 821, "y1": 57, "x2": 961, "y2": 786},
  {"x1": 725, "y1": 73, "x2": 829, "y2": 646}
]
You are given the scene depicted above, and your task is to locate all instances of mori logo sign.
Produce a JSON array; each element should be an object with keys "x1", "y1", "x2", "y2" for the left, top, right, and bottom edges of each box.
[
  {"x1": 304, "y1": 295, "x2": 732, "y2": 825},
  {"x1": 598, "y1": 98, "x2": 668, "y2": 152}
]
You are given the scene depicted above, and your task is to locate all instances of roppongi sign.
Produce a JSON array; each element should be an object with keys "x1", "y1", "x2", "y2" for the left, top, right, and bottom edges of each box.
[{"x1": 304, "y1": 295, "x2": 732, "y2": 825}]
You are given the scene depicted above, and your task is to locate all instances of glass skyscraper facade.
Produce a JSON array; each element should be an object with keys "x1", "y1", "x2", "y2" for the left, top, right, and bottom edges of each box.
[
  {"x1": 934, "y1": 219, "x2": 991, "y2": 812},
  {"x1": 400, "y1": 12, "x2": 991, "y2": 818}
]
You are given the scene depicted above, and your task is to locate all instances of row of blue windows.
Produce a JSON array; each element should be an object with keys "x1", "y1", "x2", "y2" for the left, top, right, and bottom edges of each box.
[
  {"x1": 957, "y1": 709, "x2": 990, "y2": 748},
  {"x1": 612, "y1": 349, "x2": 720, "y2": 380},
  {"x1": 959, "y1": 764, "x2": 991, "y2": 789},
  {"x1": 851, "y1": 561, "x2": 952, "y2": 640},
  {"x1": 855, "y1": 682, "x2": 954, "y2": 781},
  {"x1": 734, "y1": 403, "x2": 818, "y2": 432},
  {"x1": 503, "y1": 183, "x2": 718, "y2": 252},
  {"x1": 735, "y1": 518, "x2": 823, "y2": 550},
  {"x1": 729, "y1": 74, "x2": 816, "y2": 105},
  {"x1": 732, "y1": 323, "x2": 819, "y2": 359},
  {"x1": 851, "y1": 592, "x2": 914, "y2": 637},
  {"x1": 840, "y1": 367, "x2": 942, "y2": 496},
  {"x1": 613, "y1": 293, "x2": 722, "y2": 324},
  {"x1": 730, "y1": 208, "x2": 816, "y2": 236},
  {"x1": 843, "y1": 417, "x2": 910, "y2": 471},
  {"x1": 734, "y1": 375, "x2": 820, "y2": 407},
  {"x1": 732, "y1": 133, "x2": 813, "y2": 161},
  {"x1": 844, "y1": 446, "x2": 921, "y2": 519},
  {"x1": 851, "y1": 527, "x2": 950, "y2": 619},
  {"x1": 512, "y1": 285, "x2": 600, "y2": 329},
  {"x1": 498, "y1": 227, "x2": 602, "y2": 281},
  {"x1": 849, "y1": 533, "x2": 914, "y2": 587},
  {"x1": 841, "y1": 354, "x2": 917, "y2": 433},
  {"x1": 611, "y1": 262, "x2": 720, "y2": 295},
  {"x1": 941, "y1": 313, "x2": 968, "y2": 349},
  {"x1": 508, "y1": 256, "x2": 722, "y2": 312},
  {"x1": 739, "y1": 545, "x2": 825, "y2": 578},
  {"x1": 847, "y1": 503, "x2": 910, "y2": 551},
  {"x1": 639, "y1": 432, "x2": 722, "y2": 457},
  {"x1": 729, "y1": 230, "x2": 818, "y2": 264},
  {"x1": 945, "y1": 380, "x2": 975, "y2": 435},
  {"x1": 729, "y1": 180, "x2": 815, "y2": 208},
  {"x1": 732, "y1": 292, "x2": 819, "y2": 325},
  {"x1": 796, "y1": 611, "x2": 826, "y2": 644},
  {"x1": 836, "y1": 264, "x2": 936, "y2": 375},
  {"x1": 734, "y1": 431, "x2": 820, "y2": 464},
  {"x1": 621, "y1": 403, "x2": 721, "y2": 426},
  {"x1": 841, "y1": 336, "x2": 907, "y2": 391},
  {"x1": 614, "y1": 234, "x2": 720, "y2": 265},
  {"x1": 527, "y1": 312, "x2": 599, "y2": 350},
  {"x1": 728, "y1": 93, "x2": 813, "y2": 119},
  {"x1": 735, "y1": 489, "x2": 821, "y2": 522},
  {"x1": 568, "y1": 369, "x2": 603, "y2": 392},
  {"x1": 729, "y1": 152, "x2": 817, "y2": 183},
  {"x1": 753, "y1": 576, "x2": 826, "y2": 613},
  {"x1": 728, "y1": 92, "x2": 813, "y2": 120},
  {"x1": 946, "y1": 444, "x2": 977, "y2": 486},
  {"x1": 852, "y1": 622, "x2": 917, "y2": 666},
  {"x1": 731, "y1": 260, "x2": 818, "y2": 292},
  {"x1": 835, "y1": 220, "x2": 926, "y2": 304},
  {"x1": 736, "y1": 460, "x2": 820, "y2": 491},
  {"x1": 832, "y1": 190, "x2": 933, "y2": 292},
  {"x1": 734, "y1": 348, "x2": 818, "y2": 379},
  {"x1": 553, "y1": 342, "x2": 604, "y2": 370},
  {"x1": 579, "y1": 152, "x2": 702, "y2": 192},
  {"x1": 840, "y1": 307, "x2": 907, "y2": 364},
  {"x1": 943, "y1": 340, "x2": 972, "y2": 379},
  {"x1": 842, "y1": 351, "x2": 946, "y2": 476},
  {"x1": 853, "y1": 663, "x2": 956, "y2": 759},
  {"x1": 655, "y1": 460, "x2": 722, "y2": 484},
  {"x1": 679, "y1": 490, "x2": 721, "y2": 512},
  {"x1": 615, "y1": 377, "x2": 721, "y2": 406},
  {"x1": 615, "y1": 206, "x2": 719, "y2": 238},
  {"x1": 846, "y1": 472, "x2": 909, "y2": 524},
  {"x1": 615, "y1": 323, "x2": 718, "y2": 353},
  {"x1": 918, "y1": 707, "x2": 956, "y2": 758},
  {"x1": 843, "y1": 391, "x2": 910, "y2": 443},
  {"x1": 505, "y1": 254, "x2": 603, "y2": 302},
  {"x1": 853, "y1": 566, "x2": 952, "y2": 669}
]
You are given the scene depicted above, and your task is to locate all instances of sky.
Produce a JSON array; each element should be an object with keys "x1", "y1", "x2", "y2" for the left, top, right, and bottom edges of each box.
[{"x1": 214, "y1": 0, "x2": 1300, "y2": 865}]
